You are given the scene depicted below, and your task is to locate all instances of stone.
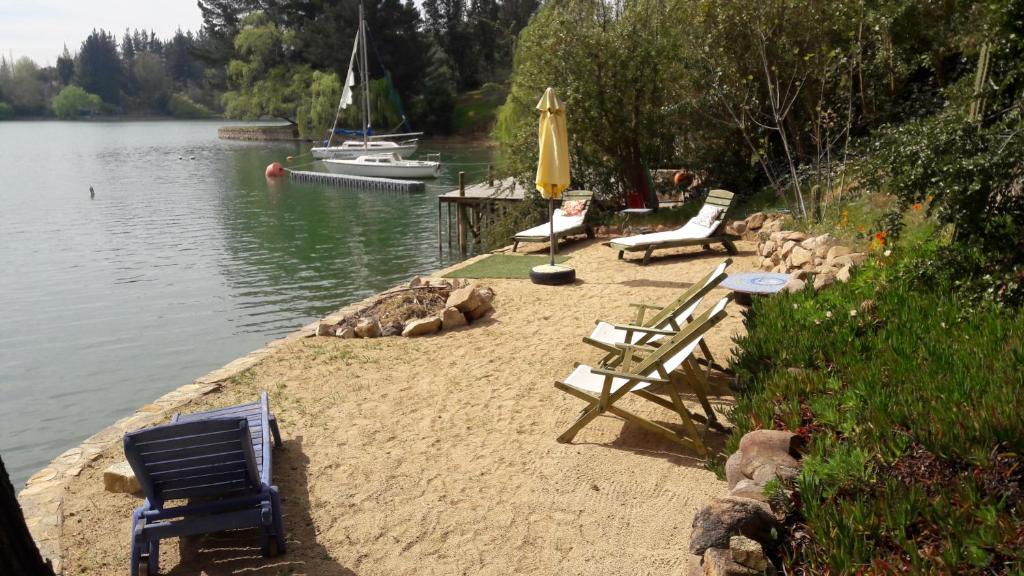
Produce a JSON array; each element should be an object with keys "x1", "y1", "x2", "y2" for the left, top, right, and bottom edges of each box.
[
  {"x1": 785, "y1": 278, "x2": 805, "y2": 293},
  {"x1": 703, "y1": 547, "x2": 759, "y2": 576},
  {"x1": 103, "y1": 461, "x2": 140, "y2": 494},
  {"x1": 336, "y1": 326, "x2": 356, "y2": 339},
  {"x1": 769, "y1": 231, "x2": 785, "y2": 243},
  {"x1": 409, "y1": 276, "x2": 426, "y2": 288},
  {"x1": 731, "y1": 220, "x2": 747, "y2": 235},
  {"x1": 725, "y1": 451, "x2": 745, "y2": 490},
  {"x1": 779, "y1": 241, "x2": 796, "y2": 258},
  {"x1": 477, "y1": 286, "x2": 496, "y2": 305},
  {"x1": 825, "y1": 245, "x2": 852, "y2": 263},
  {"x1": 772, "y1": 264, "x2": 788, "y2": 274},
  {"x1": 813, "y1": 272, "x2": 836, "y2": 291},
  {"x1": 466, "y1": 302, "x2": 494, "y2": 322},
  {"x1": 402, "y1": 317, "x2": 442, "y2": 337},
  {"x1": 762, "y1": 219, "x2": 783, "y2": 234},
  {"x1": 738, "y1": 430, "x2": 803, "y2": 486},
  {"x1": 745, "y1": 212, "x2": 767, "y2": 230},
  {"x1": 760, "y1": 240, "x2": 776, "y2": 257},
  {"x1": 760, "y1": 258, "x2": 774, "y2": 271},
  {"x1": 315, "y1": 322, "x2": 336, "y2": 337},
  {"x1": 730, "y1": 479, "x2": 769, "y2": 502},
  {"x1": 770, "y1": 252, "x2": 782, "y2": 266},
  {"x1": 730, "y1": 535, "x2": 770, "y2": 572},
  {"x1": 441, "y1": 307, "x2": 468, "y2": 329},
  {"x1": 690, "y1": 497, "x2": 779, "y2": 555},
  {"x1": 789, "y1": 246, "x2": 812, "y2": 267},
  {"x1": 446, "y1": 285, "x2": 484, "y2": 313},
  {"x1": 836, "y1": 265, "x2": 852, "y2": 283},
  {"x1": 381, "y1": 322, "x2": 403, "y2": 337},
  {"x1": 813, "y1": 243, "x2": 831, "y2": 258},
  {"x1": 354, "y1": 318, "x2": 382, "y2": 338}
]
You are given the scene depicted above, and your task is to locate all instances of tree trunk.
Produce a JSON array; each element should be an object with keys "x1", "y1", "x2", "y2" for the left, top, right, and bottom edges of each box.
[{"x1": 0, "y1": 455, "x2": 55, "y2": 576}]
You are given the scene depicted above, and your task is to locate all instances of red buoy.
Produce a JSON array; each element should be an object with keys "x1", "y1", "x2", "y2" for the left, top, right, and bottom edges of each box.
[
  {"x1": 673, "y1": 170, "x2": 693, "y2": 188},
  {"x1": 265, "y1": 162, "x2": 286, "y2": 178}
]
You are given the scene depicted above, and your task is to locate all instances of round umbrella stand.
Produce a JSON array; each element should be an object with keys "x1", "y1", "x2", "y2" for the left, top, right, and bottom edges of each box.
[{"x1": 530, "y1": 263, "x2": 575, "y2": 285}]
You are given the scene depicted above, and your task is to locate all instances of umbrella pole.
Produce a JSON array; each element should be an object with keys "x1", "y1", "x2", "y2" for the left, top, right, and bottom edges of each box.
[{"x1": 548, "y1": 197, "x2": 556, "y2": 267}]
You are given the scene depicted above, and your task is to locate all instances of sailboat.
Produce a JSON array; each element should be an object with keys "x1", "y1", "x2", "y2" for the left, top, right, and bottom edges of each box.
[{"x1": 311, "y1": 6, "x2": 423, "y2": 162}]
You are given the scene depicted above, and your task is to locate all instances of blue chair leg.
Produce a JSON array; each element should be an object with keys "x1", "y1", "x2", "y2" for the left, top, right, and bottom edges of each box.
[
  {"x1": 271, "y1": 485, "x2": 287, "y2": 553},
  {"x1": 148, "y1": 540, "x2": 160, "y2": 576},
  {"x1": 130, "y1": 508, "x2": 145, "y2": 576},
  {"x1": 269, "y1": 415, "x2": 283, "y2": 448}
]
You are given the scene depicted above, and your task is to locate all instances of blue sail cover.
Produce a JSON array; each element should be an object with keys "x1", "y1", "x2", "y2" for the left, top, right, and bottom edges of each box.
[{"x1": 333, "y1": 127, "x2": 374, "y2": 136}]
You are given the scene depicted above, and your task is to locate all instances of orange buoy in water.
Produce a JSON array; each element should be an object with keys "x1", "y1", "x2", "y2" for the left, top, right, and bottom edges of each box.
[{"x1": 265, "y1": 162, "x2": 286, "y2": 178}]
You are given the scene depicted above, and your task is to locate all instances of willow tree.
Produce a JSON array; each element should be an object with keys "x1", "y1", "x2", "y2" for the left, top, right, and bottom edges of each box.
[{"x1": 496, "y1": 0, "x2": 689, "y2": 203}]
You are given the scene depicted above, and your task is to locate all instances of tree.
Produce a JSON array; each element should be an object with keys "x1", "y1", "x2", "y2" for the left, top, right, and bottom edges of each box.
[
  {"x1": 77, "y1": 29, "x2": 122, "y2": 105},
  {"x1": 121, "y1": 29, "x2": 136, "y2": 61},
  {"x1": 411, "y1": 40, "x2": 458, "y2": 133},
  {"x1": 51, "y1": 85, "x2": 102, "y2": 118},
  {"x1": 5, "y1": 57, "x2": 46, "y2": 115},
  {"x1": 131, "y1": 53, "x2": 170, "y2": 111},
  {"x1": 56, "y1": 45, "x2": 75, "y2": 86}
]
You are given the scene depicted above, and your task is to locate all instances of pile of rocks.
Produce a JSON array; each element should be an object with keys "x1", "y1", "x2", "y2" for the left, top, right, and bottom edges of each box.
[
  {"x1": 689, "y1": 430, "x2": 805, "y2": 575},
  {"x1": 723, "y1": 212, "x2": 787, "y2": 239},
  {"x1": 755, "y1": 231, "x2": 866, "y2": 292},
  {"x1": 314, "y1": 277, "x2": 495, "y2": 339}
]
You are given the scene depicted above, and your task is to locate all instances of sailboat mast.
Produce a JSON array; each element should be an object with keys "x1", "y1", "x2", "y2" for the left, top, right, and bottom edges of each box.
[{"x1": 360, "y1": 3, "x2": 372, "y2": 148}]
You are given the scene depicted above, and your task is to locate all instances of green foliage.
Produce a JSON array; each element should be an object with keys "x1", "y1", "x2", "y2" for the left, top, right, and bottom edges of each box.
[
  {"x1": 0, "y1": 56, "x2": 46, "y2": 115},
  {"x1": 51, "y1": 86, "x2": 102, "y2": 119},
  {"x1": 223, "y1": 12, "x2": 310, "y2": 123},
  {"x1": 411, "y1": 40, "x2": 458, "y2": 134},
  {"x1": 729, "y1": 256, "x2": 1024, "y2": 572},
  {"x1": 167, "y1": 93, "x2": 212, "y2": 118},
  {"x1": 77, "y1": 29, "x2": 123, "y2": 105},
  {"x1": 452, "y1": 82, "x2": 507, "y2": 134},
  {"x1": 0, "y1": 102, "x2": 13, "y2": 120}
]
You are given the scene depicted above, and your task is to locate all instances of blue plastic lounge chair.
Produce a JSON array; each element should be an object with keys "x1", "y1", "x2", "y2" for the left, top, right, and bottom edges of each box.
[{"x1": 123, "y1": 392, "x2": 285, "y2": 576}]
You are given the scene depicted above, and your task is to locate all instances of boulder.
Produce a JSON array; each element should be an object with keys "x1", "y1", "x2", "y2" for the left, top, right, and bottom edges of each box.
[
  {"x1": 730, "y1": 479, "x2": 769, "y2": 502},
  {"x1": 731, "y1": 220, "x2": 747, "y2": 235},
  {"x1": 355, "y1": 318, "x2": 382, "y2": 338},
  {"x1": 466, "y1": 302, "x2": 494, "y2": 322},
  {"x1": 702, "y1": 548, "x2": 759, "y2": 576},
  {"x1": 336, "y1": 326, "x2": 356, "y2": 339},
  {"x1": 762, "y1": 219, "x2": 783, "y2": 234},
  {"x1": 836, "y1": 265, "x2": 852, "y2": 283},
  {"x1": 813, "y1": 272, "x2": 836, "y2": 291},
  {"x1": 690, "y1": 497, "x2": 779, "y2": 555},
  {"x1": 409, "y1": 276, "x2": 426, "y2": 288},
  {"x1": 769, "y1": 231, "x2": 785, "y2": 243},
  {"x1": 730, "y1": 536, "x2": 770, "y2": 572},
  {"x1": 779, "y1": 241, "x2": 796, "y2": 258},
  {"x1": 789, "y1": 246, "x2": 813, "y2": 267},
  {"x1": 441, "y1": 307, "x2": 468, "y2": 329},
  {"x1": 381, "y1": 322, "x2": 403, "y2": 337},
  {"x1": 825, "y1": 245, "x2": 852, "y2": 263},
  {"x1": 739, "y1": 430, "x2": 803, "y2": 486},
  {"x1": 772, "y1": 264, "x2": 788, "y2": 274},
  {"x1": 477, "y1": 286, "x2": 496, "y2": 305},
  {"x1": 785, "y1": 278, "x2": 806, "y2": 293},
  {"x1": 725, "y1": 451, "x2": 745, "y2": 490},
  {"x1": 402, "y1": 317, "x2": 442, "y2": 337},
  {"x1": 315, "y1": 322, "x2": 336, "y2": 337},
  {"x1": 760, "y1": 240, "x2": 776, "y2": 257},
  {"x1": 782, "y1": 231, "x2": 807, "y2": 242},
  {"x1": 446, "y1": 285, "x2": 484, "y2": 313},
  {"x1": 103, "y1": 461, "x2": 140, "y2": 494},
  {"x1": 745, "y1": 212, "x2": 767, "y2": 230},
  {"x1": 760, "y1": 258, "x2": 774, "y2": 271}
]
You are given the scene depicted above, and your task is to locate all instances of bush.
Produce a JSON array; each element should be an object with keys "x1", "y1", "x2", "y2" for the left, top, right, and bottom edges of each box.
[
  {"x1": 51, "y1": 86, "x2": 102, "y2": 119},
  {"x1": 167, "y1": 93, "x2": 212, "y2": 119},
  {"x1": 729, "y1": 258, "x2": 1024, "y2": 573},
  {"x1": 0, "y1": 102, "x2": 13, "y2": 120}
]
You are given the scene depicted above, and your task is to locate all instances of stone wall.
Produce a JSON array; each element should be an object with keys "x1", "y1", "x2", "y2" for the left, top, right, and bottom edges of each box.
[{"x1": 217, "y1": 125, "x2": 302, "y2": 141}]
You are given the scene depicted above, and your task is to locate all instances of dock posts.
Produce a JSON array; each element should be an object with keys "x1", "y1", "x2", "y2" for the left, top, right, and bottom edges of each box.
[
  {"x1": 457, "y1": 172, "x2": 467, "y2": 256},
  {"x1": 488, "y1": 164, "x2": 494, "y2": 186},
  {"x1": 437, "y1": 199, "x2": 442, "y2": 255}
]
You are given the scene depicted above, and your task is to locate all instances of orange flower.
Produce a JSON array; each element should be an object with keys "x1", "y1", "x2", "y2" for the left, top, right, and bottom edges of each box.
[
  {"x1": 926, "y1": 195, "x2": 935, "y2": 203},
  {"x1": 912, "y1": 203, "x2": 922, "y2": 211},
  {"x1": 874, "y1": 231, "x2": 888, "y2": 245}
]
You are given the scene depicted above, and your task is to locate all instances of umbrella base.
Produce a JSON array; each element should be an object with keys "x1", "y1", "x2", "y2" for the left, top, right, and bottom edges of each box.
[{"x1": 530, "y1": 264, "x2": 576, "y2": 286}]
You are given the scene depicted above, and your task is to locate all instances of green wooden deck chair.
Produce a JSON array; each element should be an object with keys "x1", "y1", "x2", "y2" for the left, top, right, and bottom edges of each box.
[
  {"x1": 512, "y1": 190, "x2": 595, "y2": 253},
  {"x1": 583, "y1": 259, "x2": 731, "y2": 374},
  {"x1": 554, "y1": 296, "x2": 732, "y2": 456},
  {"x1": 608, "y1": 189, "x2": 739, "y2": 265}
]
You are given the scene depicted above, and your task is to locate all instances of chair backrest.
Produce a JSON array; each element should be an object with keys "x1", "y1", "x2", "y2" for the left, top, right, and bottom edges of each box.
[
  {"x1": 123, "y1": 417, "x2": 262, "y2": 508},
  {"x1": 694, "y1": 189, "x2": 735, "y2": 234},
  {"x1": 556, "y1": 190, "x2": 594, "y2": 217},
  {"x1": 635, "y1": 296, "x2": 731, "y2": 378},
  {"x1": 643, "y1": 259, "x2": 731, "y2": 329}
]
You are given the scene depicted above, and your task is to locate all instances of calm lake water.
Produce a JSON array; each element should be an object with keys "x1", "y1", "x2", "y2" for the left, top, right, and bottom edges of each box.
[{"x1": 0, "y1": 120, "x2": 493, "y2": 486}]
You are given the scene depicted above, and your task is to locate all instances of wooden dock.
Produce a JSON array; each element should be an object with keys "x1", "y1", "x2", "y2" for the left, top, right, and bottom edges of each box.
[
  {"x1": 289, "y1": 169, "x2": 425, "y2": 192},
  {"x1": 437, "y1": 177, "x2": 527, "y2": 256}
]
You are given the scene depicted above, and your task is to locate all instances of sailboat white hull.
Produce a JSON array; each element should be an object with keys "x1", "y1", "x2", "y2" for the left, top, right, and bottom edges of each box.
[
  {"x1": 311, "y1": 140, "x2": 419, "y2": 159},
  {"x1": 323, "y1": 154, "x2": 441, "y2": 179}
]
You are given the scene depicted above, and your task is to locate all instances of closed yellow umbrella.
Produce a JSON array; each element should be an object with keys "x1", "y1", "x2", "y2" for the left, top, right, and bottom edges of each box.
[{"x1": 531, "y1": 87, "x2": 575, "y2": 285}]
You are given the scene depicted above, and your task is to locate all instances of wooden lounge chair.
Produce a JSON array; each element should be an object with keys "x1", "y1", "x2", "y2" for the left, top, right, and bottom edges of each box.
[
  {"x1": 512, "y1": 189, "x2": 595, "y2": 253},
  {"x1": 555, "y1": 296, "x2": 732, "y2": 456},
  {"x1": 608, "y1": 189, "x2": 739, "y2": 265},
  {"x1": 585, "y1": 258, "x2": 730, "y2": 363},
  {"x1": 123, "y1": 392, "x2": 285, "y2": 576}
]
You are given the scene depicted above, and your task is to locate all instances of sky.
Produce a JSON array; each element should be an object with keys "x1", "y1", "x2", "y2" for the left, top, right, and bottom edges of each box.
[{"x1": 0, "y1": 0, "x2": 205, "y2": 65}]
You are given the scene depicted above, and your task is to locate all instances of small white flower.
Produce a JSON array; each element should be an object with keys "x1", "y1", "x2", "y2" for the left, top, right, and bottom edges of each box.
[
  {"x1": 849, "y1": 309, "x2": 857, "y2": 317},
  {"x1": 884, "y1": 249, "x2": 892, "y2": 257},
  {"x1": 826, "y1": 311, "x2": 833, "y2": 319}
]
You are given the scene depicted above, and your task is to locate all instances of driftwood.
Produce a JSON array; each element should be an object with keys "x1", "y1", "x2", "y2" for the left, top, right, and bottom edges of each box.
[{"x1": 0, "y1": 454, "x2": 55, "y2": 575}]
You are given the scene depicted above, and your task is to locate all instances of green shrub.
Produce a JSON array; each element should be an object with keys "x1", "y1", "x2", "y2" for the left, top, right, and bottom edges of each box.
[
  {"x1": 0, "y1": 102, "x2": 13, "y2": 120},
  {"x1": 51, "y1": 86, "x2": 102, "y2": 119},
  {"x1": 729, "y1": 257, "x2": 1024, "y2": 573},
  {"x1": 167, "y1": 93, "x2": 212, "y2": 119}
]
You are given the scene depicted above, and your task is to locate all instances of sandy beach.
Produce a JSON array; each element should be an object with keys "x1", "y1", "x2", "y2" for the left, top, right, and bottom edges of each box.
[{"x1": 58, "y1": 237, "x2": 758, "y2": 575}]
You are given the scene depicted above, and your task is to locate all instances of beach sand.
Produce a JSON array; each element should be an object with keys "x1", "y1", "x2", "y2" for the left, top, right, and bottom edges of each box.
[{"x1": 60, "y1": 238, "x2": 759, "y2": 575}]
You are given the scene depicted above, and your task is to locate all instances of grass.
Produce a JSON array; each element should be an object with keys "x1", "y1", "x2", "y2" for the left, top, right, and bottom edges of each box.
[
  {"x1": 443, "y1": 254, "x2": 570, "y2": 279},
  {"x1": 452, "y1": 83, "x2": 508, "y2": 134}
]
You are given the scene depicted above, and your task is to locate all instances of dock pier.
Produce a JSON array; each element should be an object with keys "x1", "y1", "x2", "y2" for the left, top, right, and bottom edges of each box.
[
  {"x1": 288, "y1": 169, "x2": 425, "y2": 192},
  {"x1": 437, "y1": 176, "x2": 526, "y2": 256}
]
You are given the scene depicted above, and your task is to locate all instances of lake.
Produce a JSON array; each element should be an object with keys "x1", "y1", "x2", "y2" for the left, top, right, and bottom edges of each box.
[{"x1": 0, "y1": 120, "x2": 494, "y2": 486}]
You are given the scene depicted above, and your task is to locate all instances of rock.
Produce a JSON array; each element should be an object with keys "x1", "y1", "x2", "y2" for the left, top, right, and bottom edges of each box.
[
  {"x1": 762, "y1": 219, "x2": 783, "y2": 234},
  {"x1": 477, "y1": 286, "x2": 496, "y2": 305},
  {"x1": 441, "y1": 307, "x2": 467, "y2": 329},
  {"x1": 409, "y1": 276, "x2": 426, "y2": 288},
  {"x1": 730, "y1": 479, "x2": 769, "y2": 502},
  {"x1": 836, "y1": 265, "x2": 852, "y2": 283},
  {"x1": 725, "y1": 451, "x2": 745, "y2": 489},
  {"x1": 355, "y1": 318, "x2": 382, "y2": 338},
  {"x1": 770, "y1": 252, "x2": 782, "y2": 266},
  {"x1": 730, "y1": 536, "x2": 770, "y2": 572},
  {"x1": 745, "y1": 212, "x2": 767, "y2": 230},
  {"x1": 779, "y1": 241, "x2": 796, "y2": 258},
  {"x1": 790, "y1": 269, "x2": 810, "y2": 280},
  {"x1": 813, "y1": 272, "x2": 836, "y2": 291},
  {"x1": 825, "y1": 245, "x2": 852, "y2": 263},
  {"x1": 738, "y1": 430, "x2": 803, "y2": 486},
  {"x1": 769, "y1": 231, "x2": 785, "y2": 243},
  {"x1": 760, "y1": 240, "x2": 776, "y2": 257},
  {"x1": 446, "y1": 285, "x2": 484, "y2": 313},
  {"x1": 703, "y1": 547, "x2": 759, "y2": 576},
  {"x1": 772, "y1": 264, "x2": 788, "y2": 274},
  {"x1": 690, "y1": 497, "x2": 779, "y2": 555},
  {"x1": 402, "y1": 317, "x2": 442, "y2": 337},
  {"x1": 760, "y1": 258, "x2": 774, "y2": 271},
  {"x1": 430, "y1": 279, "x2": 451, "y2": 288},
  {"x1": 466, "y1": 302, "x2": 494, "y2": 322},
  {"x1": 103, "y1": 461, "x2": 140, "y2": 494},
  {"x1": 336, "y1": 326, "x2": 356, "y2": 339},
  {"x1": 813, "y1": 257, "x2": 824, "y2": 267},
  {"x1": 789, "y1": 246, "x2": 812, "y2": 267},
  {"x1": 730, "y1": 220, "x2": 747, "y2": 235},
  {"x1": 315, "y1": 322, "x2": 336, "y2": 337},
  {"x1": 381, "y1": 322, "x2": 403, "y2": 337},
  {"x1": 785, "y1": 278, "x2": 805, "y2": 293},
  {"x1": 833, "y1": 252, "x2": 868, "y2": 268}
]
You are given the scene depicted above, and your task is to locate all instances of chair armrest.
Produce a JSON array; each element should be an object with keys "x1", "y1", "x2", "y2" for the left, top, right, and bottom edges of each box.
[
  {"x1": 611, "y1": 324, "x2": 676, "y2": 336},
  {"x1": 628, "y1": 303, "x2": 666, "y2": 312},
  {"x1": 590, "y1": 366, "x2": 670, "y2": 386}
]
